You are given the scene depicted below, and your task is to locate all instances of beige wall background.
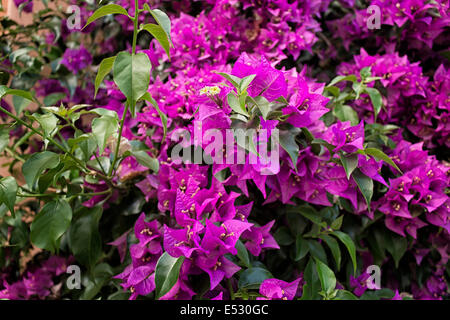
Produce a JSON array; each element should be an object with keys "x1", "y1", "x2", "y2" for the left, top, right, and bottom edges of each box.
[{"x1": 1, "y1": 0, "x2": 63, "y2": 24}]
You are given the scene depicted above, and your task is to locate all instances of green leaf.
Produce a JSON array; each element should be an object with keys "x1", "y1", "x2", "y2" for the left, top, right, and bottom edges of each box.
[
  {"x1": 227, "y1": 93, "x2": 248, "y2": 116},
  {"x1": 69, "y1": 206, "x2": 102, "y2": 270},
  {"x1": 352, "y1": 168, "x2": 373, "y2": 211},
  {"x1": 0, "y1": 177, "x2": 17, "y2": 217},
  {"x1": 155, "y1": 252, "x2": 185, "y2": 299},
  {"x1": 320, "y1": 234, "x2": 341, "y2": 271},
  {"x1": 113, "y1": 52, "x2": 152, "y2": 117},
  {"x1": 239, "y1": 74, "x2": 256, "y2": 93},
  {"x1": 22, "y1": 151, "x2": 60, "y2": 190},
  {"x1": 333, "y1": 104, "x2": 359, "y2": 125},
  {"x1": 294, "y1": 235, "x2": 310, "y2": 261},
  {"x1": 84, "y1": 4, "x2": 129, "y2": 29},
  {"x1": 279, "y1": 130, "x2": 299, "y2": 167},
  {"x1": 300, "y1": 258, "x2": 320, "y2": 300},
  {"x1": 0, "y1": 85, "x2": 34, "y2": 102},
  {"x1": 142, "y1": 24, "x2": 171, "y2": 59},
  {"x1": 43, "y1": 93, "x2": 65, "y2": 106},
  {"x1": 32, "y1": 113, "x2": 58, "y2": 138},
  {"x1": 339, "y1": 153, "x2": 358, "y2": 180},
  {"x1": 360, "y1": 67, "x2": 372, "y2": 80},
  {"x1": 362, "y1": 148, "x2": 402, "y2": 174},
  {"x1": 235, "y1": 239, "x2": 251, "y2": 268},
  {"x1": 81, "y1": 263, "x2": 113, "y2": 300},
  {"x1": 364, "y1": 87, "x2": 382, "y2": 121},
  {"x1": 385, "y1": 234, "x2": 408, "y2": 268},
  {"x1": 131, "y1": 150, "x2": 159, "y2": 173},
  {"x1": 144, "y1": 6, "x2": 172, "y2": 45},
  {"x1": 92, "y1": 115, "x2": 118, "y2": 155},
  {"x1": 331, "y1": 230, "x2": 357, "y2": 274},
  {"x1": 238, "y1": 267, "x2": 273, "y2": 290},
  {"x1": 334, "y1": 290, "x2": 358, "y2": 300},
  {"x1": 213, "y1": 72, "x2": 241, "y2": 89},
  {"x1": 327, "y1": 75, "x2": 357, "y2": 87},
  {"x1": 297, "y1": 205, "x2": 326, "y2": 227},
  {"x1": 330, "y1": 215, "x2": 343, "y2": 230},
  {"x1": 94, "y1": 56, "x2": 116, "y2": 99},
  {"x1": 30, "y1": 199, "x2": 72, "y2": 253},
  {"x1": 248, "y1": 96, "x2": 270, "y2": 120},
  {"x1": 273, "y1": 226, "x2": 294, "y2": 246},
  {"x1": 307, "y1": 240, "x2": 327, "y2": 264},
  {"x1": 0, "y1": 126, "x2": 9, "y2": 153},
  {"x1": 314, "y1": 257, "x2": 336, "y2": 296},
  {"x1": 140, "y1": 92, "x2": 168, "y2": 141},
  {"x1": 12, "y1": 95, "x2": 31, "y2": 115}
]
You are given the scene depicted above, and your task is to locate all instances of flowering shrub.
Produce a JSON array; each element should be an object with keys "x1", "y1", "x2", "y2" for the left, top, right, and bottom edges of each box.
[{"x1": 0, "y1": 0, "x2": 448, "y2": 301}]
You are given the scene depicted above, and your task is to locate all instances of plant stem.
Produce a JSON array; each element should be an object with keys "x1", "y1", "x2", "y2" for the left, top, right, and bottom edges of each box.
[
  {"x1": 107, "y1": 103, "x2": 129, "y2": 177},
  {"x1": 0, "y1": 104, "x2": 88, "y2": 173},
  {"x1": 4, "y1": 146, "x2": 25, "y2": 162},
  {"x1": 18, "y1": 189, "x2": 112, "y2": 198},
  {"x1": 227, "y1": 278, "x2": 235, "y2": 300},
  {"x1": 132, "y1": 0, "x2": 139, "y2": 54},
  {"x1": 108, "y1": 1, "x2": 139, "y2": 178}
]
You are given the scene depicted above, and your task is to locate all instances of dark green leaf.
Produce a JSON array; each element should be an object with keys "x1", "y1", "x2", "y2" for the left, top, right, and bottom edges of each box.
[
  {"x1": 363, "y1": 148, "x2": 402, "y2": 174},
  {"x1": 235, "y1": 239, "x2": 250, "y2": 268},
  {"x1": 320, "y1": 234, "x2": 341, "y2": 271},
  {"x1": 364, "y1": 87, "x2": 382, "y2": 121},
  {"x1": 0, "y1": 177, "x2": 17, "y2": 217},
  {"x1": 340, "y1": 153, "x2": 358, "y2": 180},
  {"x1": 314, "y1": 257, "x2": 336, "y2": 296},
  {"x1": 69, "y1": 206, "x2": 103, "y2": 269},
  {"x1": 95, "y1": 56, "x2": 116, "y2": 99},
  {"x1": 155, "y1": 252, "x2": 185, "y2": 299},
  {"x1": 332, "y1": 230, "x2": 357, "y2": 274},
  {"x1": 22, "y1": 151, "x2": 60, "y2": 190},
  {"x1": 30, "y1": 199, "x2": 72, "y2": 253},
  {"x1": 279, "y1": 130, "x2": 299, "y2": 167},
  {"x1": 352, "y1": 168, "x2": 373, "y2": 211},
  {"x1": 113, "y1": 52, "x2": 151, "y2": 116},
  {"x1": 238, "y1": 267, "x2": 273, "y2": 290},
  {"x1": 307, "y1": 240, "x2": 327, "y2": 264},
  {"x1": 294, "y1": 235, "x2": 309, "y2": 261}
]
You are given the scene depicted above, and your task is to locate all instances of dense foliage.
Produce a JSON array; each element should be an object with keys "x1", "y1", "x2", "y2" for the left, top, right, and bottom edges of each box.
[{"x1": 0, "y1": 0, "x2": 448, "y2": 300}]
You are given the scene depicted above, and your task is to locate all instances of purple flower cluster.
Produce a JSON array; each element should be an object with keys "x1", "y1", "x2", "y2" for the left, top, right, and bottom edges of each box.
[
  {"x1": 61, "y1": 46, "x2": 93, "y2": 74},
  {"x1": 0, "y1": 256, "x2": 70, "y2": 300},
  {"x1": 338, "y1": 49, "x2": 450, "y2": 148},
  {"x1": 376, "y1": 137, "x2": 449, "y2": 237}
]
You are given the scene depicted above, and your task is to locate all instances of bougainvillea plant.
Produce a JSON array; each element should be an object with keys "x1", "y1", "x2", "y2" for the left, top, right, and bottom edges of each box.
[{"x1": 0, "y1": 0, "x2": 448, "y2": 300}]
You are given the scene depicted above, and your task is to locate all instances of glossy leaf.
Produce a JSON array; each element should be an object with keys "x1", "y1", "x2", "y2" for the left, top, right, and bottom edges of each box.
[
  {"x1": 142, "y1": 24, "x2": 171, "y2": 59},
  {"x1": 0, "y1": 177, "x2": 17, "y2": 217},
  {"x1": 94, "y1": 56, "x2": 116, "y2": 99},
  {"x1": 352, "y1": 168, "x2": 373, "y2": 211},
  {"x1": 155, "y1": 252, "x2": 185, "y2": 299},
  {"x1": 30, "y1": 199, "x2": 72, "y2": 253},
  {"x1": 113, "y1": 52, "x2": 151, "y2": 116},
  {"x1": 69, "y1": 206, "x2": 103, "y2": 270},
  {"x1": 92, "y1": 115, "x2": 118, "y2": 155},
  {"x1": 22, "y1": 151, "x2": 60, "y2": 190},
  {"x1": 332, "y1": 230, "x2": 357, "y2": 274},
  {"x1": 314, "y1": 257, "x2": 336, "y2": 296},
  {"x1": 238, "y1": 267, "x2": 273, "y2": 290},
  {"x1": 84, "y1": 4, "x2": 129, "y2": 29}
]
